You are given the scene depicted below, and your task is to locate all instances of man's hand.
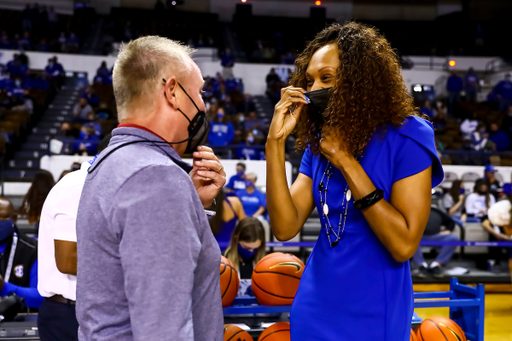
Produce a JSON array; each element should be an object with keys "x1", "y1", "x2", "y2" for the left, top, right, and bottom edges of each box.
[
  {"x1": 0, "y1": 273, "x2": 4, "y2": 293},
  {"x1": 191, "y1": 146, "x2": 226, "y2": 208}
]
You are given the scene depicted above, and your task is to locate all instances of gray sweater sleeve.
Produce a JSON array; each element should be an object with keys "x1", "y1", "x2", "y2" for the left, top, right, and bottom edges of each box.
[{"x1": 114, "y1": 165, "x2": 201, "y2": 341}]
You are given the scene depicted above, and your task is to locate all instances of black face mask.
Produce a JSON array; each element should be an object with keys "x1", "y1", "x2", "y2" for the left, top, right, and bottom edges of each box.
[
  {"x1": 173, "y1": 82, "x2": 210, "y2": 154},
  {"x1": 306, "y1": 87, "x2": 332, "y2": 125}
]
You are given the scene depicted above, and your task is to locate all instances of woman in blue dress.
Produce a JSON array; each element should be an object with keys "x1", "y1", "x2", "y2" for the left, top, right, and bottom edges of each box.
[{"x1": 266, "y1": 22, "x2": 444, "y2": 340}]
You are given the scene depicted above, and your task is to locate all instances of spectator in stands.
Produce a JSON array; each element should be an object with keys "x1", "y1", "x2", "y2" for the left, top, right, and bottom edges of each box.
[
  {"x1": 236, "y1": 173, "x2": 266, "y2": 219},
  {"x1": 22, "y1": 4, "x2": 33, "y2": 33},
  {"x1": 83, "y1": 112, "x2": 102, "y2": 137},
  {"x1": 413, "y1": 207, "x2": 459, "y2": 278},
  {"x1": 494, "y1": 73, "x2": 512, "y2": 112},
  {"x1": 443, "y1": 180, "x2": 467, "y2": 226},
  {"x1": 236, "y1": 131, "x2": 262, "y2": 160},
  {"x1": 18, "y1": 170, "x2": 55, "y2": 228},
  {"x1": 0, "y1": 197, "x2": 43, "y2": 309},
  {"x1": 208, "y1": 108, "x2": 234, "y2": 146},
  {"x1": 483, "y1": 165, "x2": 501, "y2": 200},
  {"x1": 8, "y1": 78, "x2": 27, "y2": 98},
  {"x1": 96, "y1": 102, "x2": 112, "y2": 120},
  {"x1": 52, "y1": 56, "x2": 64, "y2": 74},
  {"x1": 67, "y1": 33, "x2": 79, "y2": 53},
  {"x1": 420, "y1": 100, "x2": 434, "y2": 119},
  {"x1": 237, "y1": 94, "x2": 256, "y2": 114},
  {"x1": 460, "y1": 112, "x2": 479, "y2": 139},
  {"x1": 73, "y1": 126, "x2": 100, "y2": 155},
  {"x1": 465, "y1": 179, "x2": 495, "y2": 221},
  {"x1": 95, "y1": 61, "x2": 111, "y2": 84},
  {"x1": 224, "y1": 217, "x2": 266, "y2": 280},
  {"x1": 471, "y1": 123, "x2": 493, "y2": 151},
  {"x1": 0, "y1": 31, "x2": 10, "y2": 49},
  {"x1": 19, "y1": 32, "x2": 32, "y2": 50},
  {"x1": 7, "y1": 54, "x2": 28, "y2": 78},
  {"x1": 73, "y1": 97, "x2": 93, "y2": 120},
  {"x1": 56, "y1": 122, "x2": 79, "y2": 139},
  {"x1": 232, "y1": 112, "x2": 245, "y2": 142},
  {"x1": 266, "y1": 68, "x2": 281, "y2": 89},
  {"x1": 47, "y1": 6, "x2": 58, "y2": 34},
  {"x1": 221, "y1": 48, "x2": 235, "y2": 80},
  {"x1": 209, "y1": 189, "x2": 246, "y2": 247},
  {"x1": 446, "y1": 71, "x2": 463, "y2": 116},
  {"x1": 244, "y1": 111, "x2": 267, "y2": 140},
  {"x1": 487, "y1": 199, "x2": 512, "y2": 276},
  {"x1": 82, "y1": 86, "x2": 99, "y2": 107},
  {"x1": 464, "y1": 67, "x2": 479, "y2": 102},
  {"x1": 433, "y1": 100, "x2": 447, "y2": 131},
  {"x1": 12, "y1": 90, "x2": 33, "y2": 114},
  {"x1": 488, "y1": 123, "x2": 510, "y2": 151},
  {"x1": 222, "y1": 96, "x2": 236, "y2": 116},
  {"x1": 226, "y1": 162, "x2": 247, "y2": 193},
  {"x1": 45, "y1": 58, "x2": 59, "y2": 78}
]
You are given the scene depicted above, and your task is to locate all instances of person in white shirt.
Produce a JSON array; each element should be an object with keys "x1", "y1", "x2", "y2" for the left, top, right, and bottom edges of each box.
[
  {"x1": 465, "y1": 179, "x2": 495, "y2": 220},
  {"x1": 460, "y1": 113, "x2": 479, "y2": 139},
  {"x1": 37, "y1": 134, "x2": 110, "y2": 341}
]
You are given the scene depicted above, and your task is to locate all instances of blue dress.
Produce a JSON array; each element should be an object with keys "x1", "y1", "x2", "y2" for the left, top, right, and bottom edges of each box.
[{"x1": 291, "y1": 116, "x2": 444, "y2": 341}]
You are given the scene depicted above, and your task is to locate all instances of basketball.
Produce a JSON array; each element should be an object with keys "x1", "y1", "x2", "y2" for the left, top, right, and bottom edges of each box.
[
  {"x1": 410, "y1": 329, "x2": 418, "y2": 341},
  {"x1": 220, "y1": 256, "x2": 239, "y2": 307},
  {"x1": 258, "y1": 322, "x2": 291, "y2": 341},
  {"x1": 224, "y1": 325, "x2": 253, "y2": 341},
  {"x1": 251, "y1": 253, "x2": 304, "y2": 305},
  {"x1": 416, "y1": 317, "x2": 466, "y2": 341}
]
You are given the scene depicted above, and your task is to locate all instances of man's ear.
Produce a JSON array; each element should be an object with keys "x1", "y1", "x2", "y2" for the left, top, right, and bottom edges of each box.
[{"x1": 164, "y1": 76, "x2": 179, "y2": 110}]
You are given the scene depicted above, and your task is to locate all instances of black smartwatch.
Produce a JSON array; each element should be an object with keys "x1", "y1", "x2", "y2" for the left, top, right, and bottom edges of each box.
[
  {"x1": 353, "y1": 189, "x2": 384, "y2": 210},
  {"x1": 205, "y1": 199, "x2": 217, "y2": 211}
]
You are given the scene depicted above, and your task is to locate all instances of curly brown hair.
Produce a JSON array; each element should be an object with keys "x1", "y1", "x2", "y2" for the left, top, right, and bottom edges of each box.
[{"x1": 290, "y1": 22, "x2": 419, "y2": 156}]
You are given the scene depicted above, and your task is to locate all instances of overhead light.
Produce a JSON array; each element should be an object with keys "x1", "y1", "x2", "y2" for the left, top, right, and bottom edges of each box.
[
  {"x1": 449, "y1": 60, "x2": 456, "y2": 67},
  {"x1": 315, "y1": 0, "x2": 322, "y2": 5}
]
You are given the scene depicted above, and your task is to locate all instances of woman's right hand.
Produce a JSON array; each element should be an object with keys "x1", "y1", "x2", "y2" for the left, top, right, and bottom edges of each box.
[
  {"x1": 458, "y1": 194, "x2": 465, "y2": 202},
  {"x1": 268, "y1": 86, "x2": 309, "y2": 141}
]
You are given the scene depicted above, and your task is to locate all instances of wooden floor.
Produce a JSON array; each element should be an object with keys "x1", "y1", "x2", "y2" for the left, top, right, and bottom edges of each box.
[{"x1": 414, "y1": 293, "x2": 512, "y2": 341}]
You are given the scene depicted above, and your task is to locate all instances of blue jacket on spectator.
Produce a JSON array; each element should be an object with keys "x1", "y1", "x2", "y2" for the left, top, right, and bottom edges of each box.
[
  {"x1": 464, "y1": 71, "x2": 479, "y2": 91},
  {"x1": 236, "y1": 188, "x2": 266, "y2": 217},
  {"x1": 494, "y1": 79, "x2": 512, "y2": 100},
  {"x1": 236, "y1": 143, "x2": 262, "y2": 160},
  {"x1": 447, "y1": 75, "x2": 463, "y2": 92},
  {"x1": 221, "y1": 54, "x2": 235, "y2": 68},
  {"x1": 82, "y1": 92, "x2": 99, "y2": 107},
  {"x1": 73, "y1": 134, "x2": 100, "y2": 155},
  {"x1": 489, "y1": 130, "x2": 510, "y2": 151},
  {"x1": 0, "y1": 75, "x2": 13, "y2": 90},
  {"x1": 208, "y1": 122, "x2": 234, "y2": 146}
]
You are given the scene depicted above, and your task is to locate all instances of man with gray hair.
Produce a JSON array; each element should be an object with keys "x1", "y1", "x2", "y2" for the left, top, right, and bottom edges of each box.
[{"x1": 76, "y1": 36, "x2": 225, "y2": 340}]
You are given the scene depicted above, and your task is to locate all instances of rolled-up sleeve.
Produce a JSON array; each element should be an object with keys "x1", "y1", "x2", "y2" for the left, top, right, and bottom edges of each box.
[{"x1": 114, "y1": 165, "x2": 201, "y2": 341}]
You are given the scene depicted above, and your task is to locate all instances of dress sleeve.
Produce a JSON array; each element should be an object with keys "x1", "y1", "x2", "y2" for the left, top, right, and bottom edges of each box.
[
  {"x1": 393, "y1": 137, "x2": 432, "y2": 183},
  {"x1": 299, "y1": 148, "x2": 313, "y2": 178},
  {"x1": 394, "y1": 116, "x2": 444, "y2": 187}
]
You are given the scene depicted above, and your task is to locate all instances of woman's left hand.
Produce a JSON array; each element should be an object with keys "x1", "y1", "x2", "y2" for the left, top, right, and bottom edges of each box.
[{"x1": 319, "y1": 132, "x2": 351, "y2": 170}]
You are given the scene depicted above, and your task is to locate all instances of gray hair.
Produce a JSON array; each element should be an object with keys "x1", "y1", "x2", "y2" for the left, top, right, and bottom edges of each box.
[{"x1": 113, "y1": 36, "x2": 196, "y2": 121}]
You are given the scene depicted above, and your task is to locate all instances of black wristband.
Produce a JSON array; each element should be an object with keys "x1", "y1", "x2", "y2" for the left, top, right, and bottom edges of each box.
[{"x1": 353, "y1": 189, "x2": 384, "y2": 210}]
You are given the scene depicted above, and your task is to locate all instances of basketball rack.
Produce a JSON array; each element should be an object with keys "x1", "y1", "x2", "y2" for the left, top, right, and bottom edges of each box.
[
  {"x1": 223, "y1": 278, "x2": 485, "y2": 340},
  {"x1": 414, "y1": 278, "x2": 485, "y2": 341}
]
